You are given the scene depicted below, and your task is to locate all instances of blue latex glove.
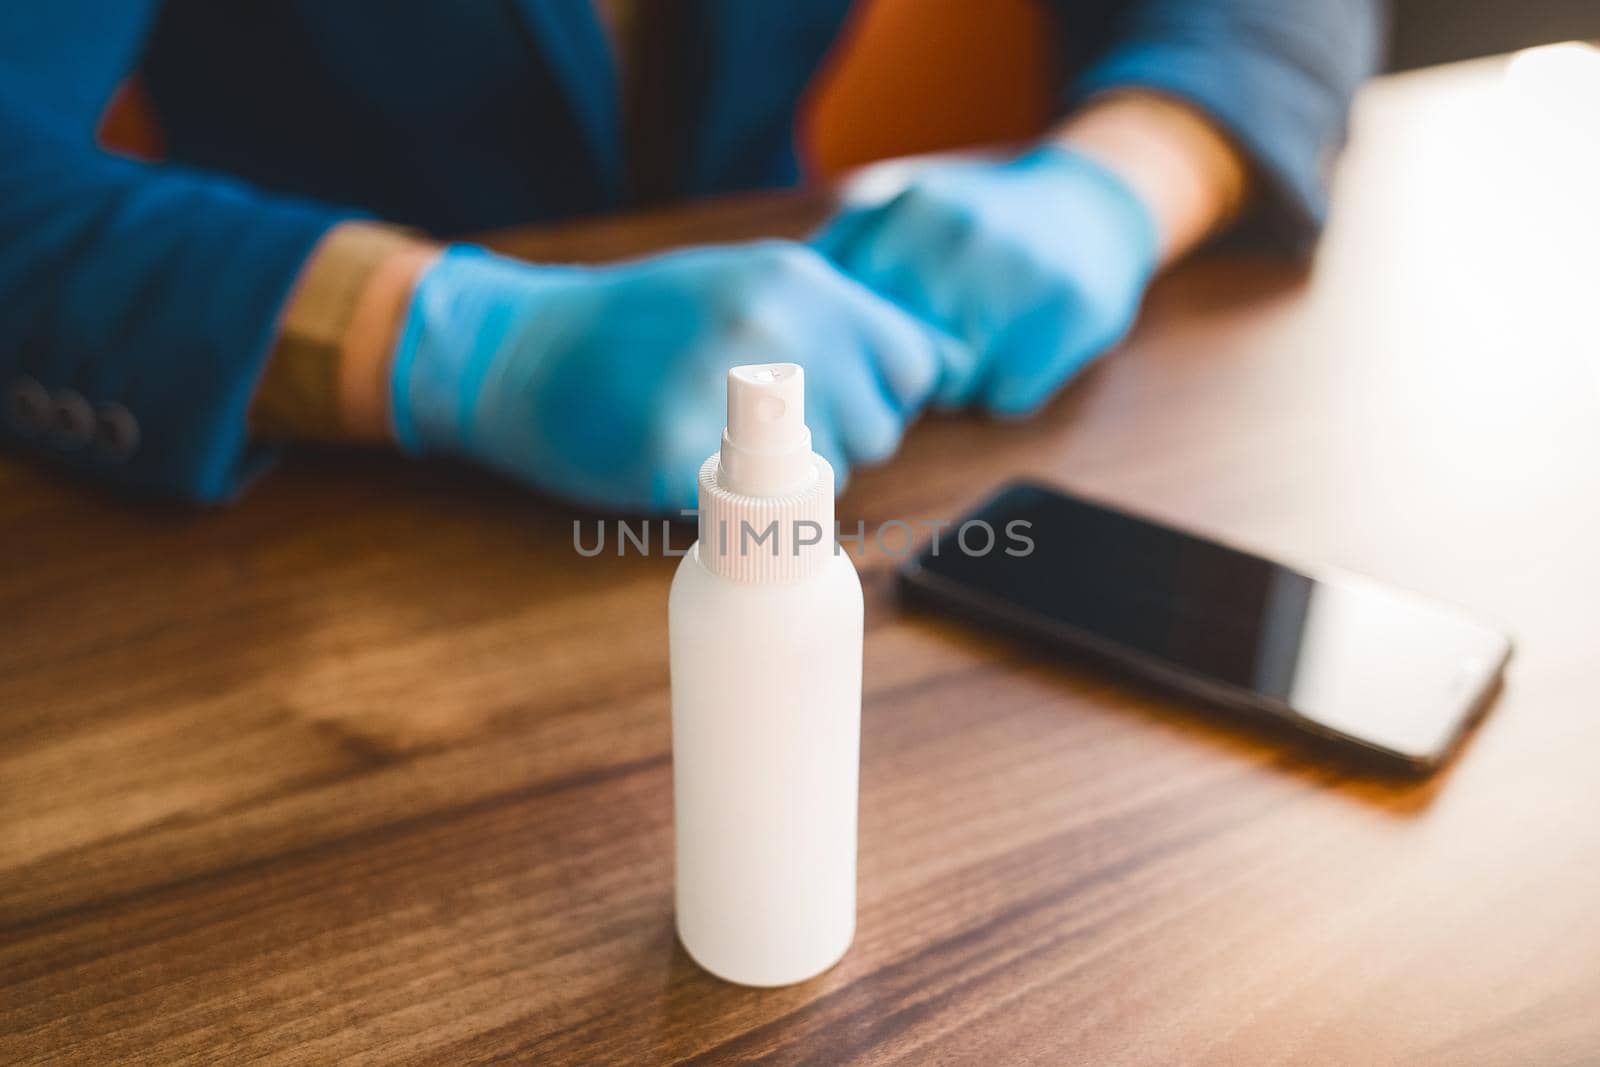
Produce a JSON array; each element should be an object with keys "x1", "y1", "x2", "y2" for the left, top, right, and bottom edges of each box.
[
  {"x1": 813, "y1": 146, "x2": 1159, "y2": 416},
  {"x1": 390, "y1": 242, "x2": 957, "y2": 513}
]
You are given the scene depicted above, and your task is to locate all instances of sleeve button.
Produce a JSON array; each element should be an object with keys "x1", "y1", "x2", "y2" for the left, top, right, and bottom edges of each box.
[
  {"x1": 49, "y1": 389, "x2": 96, "y2": 450},
  {"x1": 94, "y1": 402, "x2": 140, "y2": 461},
  {"x1": 5, "y1": 377, "x2": 51, "y2": 437}
]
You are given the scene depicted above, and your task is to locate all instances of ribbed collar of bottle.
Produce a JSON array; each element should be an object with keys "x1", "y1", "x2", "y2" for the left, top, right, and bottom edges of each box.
[{"x1": 695, "y1": 454, "x2": 835, "y2": 584}]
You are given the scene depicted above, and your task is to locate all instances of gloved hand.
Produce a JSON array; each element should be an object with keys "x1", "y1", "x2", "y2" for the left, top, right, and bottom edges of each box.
[
  {"x1": 813, "y1": 145, "x2": 1159, "y2": 416},
  {"x1": 390, "y1": 242, "x2": 958, "y2": 513}
]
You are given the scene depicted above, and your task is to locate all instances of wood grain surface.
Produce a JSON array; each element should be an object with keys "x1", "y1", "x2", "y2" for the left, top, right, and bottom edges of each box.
[{"x1": 5, "y1": 55, "x2": 1600, "y2": 1065}]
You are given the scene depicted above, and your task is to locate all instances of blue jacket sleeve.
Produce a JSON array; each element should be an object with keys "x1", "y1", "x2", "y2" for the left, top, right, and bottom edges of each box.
[
  {"x1": 1, "y1": 51, "x2": 348, "y2": 503},
  {"x1": 1065, "y1": 0, "x2": 1384, "y2": 252}
]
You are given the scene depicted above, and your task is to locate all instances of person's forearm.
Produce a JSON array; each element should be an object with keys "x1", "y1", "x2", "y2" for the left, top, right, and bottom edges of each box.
[
  {"x1": 1051, "y1": 90, "x2": 1250, "y2": 265},
  {"x1": 252, "y1": 222, "x2": 440, "y2": 443}
]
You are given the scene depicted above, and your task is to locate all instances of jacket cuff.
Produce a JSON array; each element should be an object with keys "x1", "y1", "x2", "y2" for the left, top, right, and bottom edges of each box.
[
  {"x1": 118, "y1": 196, "x2": 342, "y2": 504},
  {"x1": 1070, "y1": 41, "x2": 1344, "y2": 255}
]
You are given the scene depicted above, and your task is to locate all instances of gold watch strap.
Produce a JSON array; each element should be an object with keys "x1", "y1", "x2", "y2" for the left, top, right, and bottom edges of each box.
[{"x1": 253, "y1": 222, "x2": 421, "y2": 442}]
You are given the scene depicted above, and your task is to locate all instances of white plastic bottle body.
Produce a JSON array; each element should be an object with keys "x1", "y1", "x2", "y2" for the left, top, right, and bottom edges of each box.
[{"x1": 669, "y1": 543, "x2": 863, "y2": 987}]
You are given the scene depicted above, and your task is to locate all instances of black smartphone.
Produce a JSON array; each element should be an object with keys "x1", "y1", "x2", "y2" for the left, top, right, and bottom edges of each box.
[{"x1": 898, "y1": 482, "x2": 1512, "y2": 771}]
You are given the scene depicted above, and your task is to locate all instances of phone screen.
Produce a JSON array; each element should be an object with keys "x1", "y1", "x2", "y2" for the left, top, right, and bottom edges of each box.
[{"x1": 901, "y1": 484, "x2": 1510, "y2": 766}]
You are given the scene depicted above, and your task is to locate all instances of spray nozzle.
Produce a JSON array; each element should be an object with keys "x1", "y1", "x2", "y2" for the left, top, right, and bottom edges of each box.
[{"x1": 720, "y1": 363, "x2": 815, "y2": 497}]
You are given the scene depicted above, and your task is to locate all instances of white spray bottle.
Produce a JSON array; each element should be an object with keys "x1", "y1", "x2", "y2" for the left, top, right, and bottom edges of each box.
[{"x1": 669, "y1": 362, "x2": 863, "y2": 987}]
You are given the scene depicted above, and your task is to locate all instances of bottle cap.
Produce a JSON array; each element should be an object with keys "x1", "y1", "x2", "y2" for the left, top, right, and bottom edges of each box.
[
  {"x1": 720, "y1": 364, "x2": 814, "y2": 496},
  {"x1": 696, "y1": 364, "x2": 835, "y2": 584}
]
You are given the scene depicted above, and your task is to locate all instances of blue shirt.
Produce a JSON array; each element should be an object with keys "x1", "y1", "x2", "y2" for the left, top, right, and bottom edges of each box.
[{"x1": 0, "y1": 0, "x2": 1382, "y2": 503}]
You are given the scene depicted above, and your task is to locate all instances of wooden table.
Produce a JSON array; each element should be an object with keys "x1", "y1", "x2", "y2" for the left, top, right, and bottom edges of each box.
[{"x1": 5, "y1": 54, "x2": 1600, "y2": 1064}]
